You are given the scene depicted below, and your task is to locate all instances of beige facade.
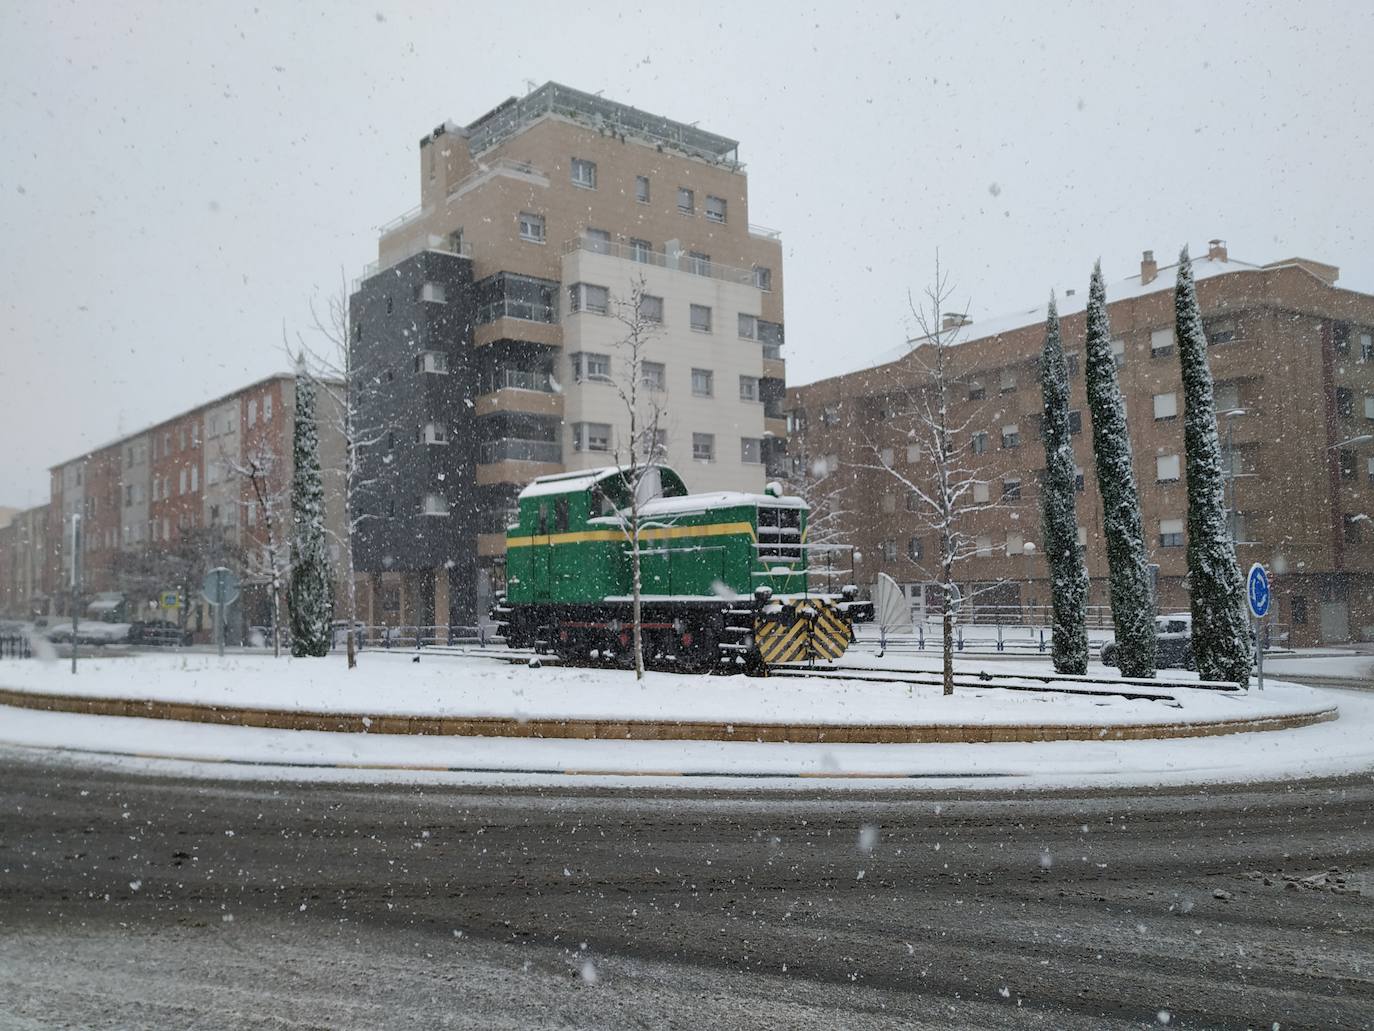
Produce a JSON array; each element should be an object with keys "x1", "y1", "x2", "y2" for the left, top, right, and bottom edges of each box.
[{"x1": 789, "y1": 243, "x2": 1374, "y2": 646}]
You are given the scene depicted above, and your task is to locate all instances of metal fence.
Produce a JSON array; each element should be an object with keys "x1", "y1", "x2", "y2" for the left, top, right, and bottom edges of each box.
[
  {"x1": 0, "y1": 634, "x2": 32, "y2": 659},
  {"x1": 336, "y1": 625, "x2": 502, "y2": 651}
]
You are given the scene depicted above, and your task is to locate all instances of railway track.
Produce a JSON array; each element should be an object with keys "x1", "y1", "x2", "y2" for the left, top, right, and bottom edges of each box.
[{"x1": 764, "y1": 664, "x2": 1184, "y2": 703}]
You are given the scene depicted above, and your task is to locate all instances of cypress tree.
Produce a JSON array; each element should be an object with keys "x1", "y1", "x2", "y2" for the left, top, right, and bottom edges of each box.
[
  {"x1": 287, "y1": 364, "x2": 334, "y2": 657},
  {"x1": 1174, "y1": 248, "x2": 1253, "y2": 685},
  {"x1": 1083, "y1": 261, "x2": 1157, "y2": 677},
  {"x1": 1038, "y1": 296, "x2": 1089, "y2": 674}
]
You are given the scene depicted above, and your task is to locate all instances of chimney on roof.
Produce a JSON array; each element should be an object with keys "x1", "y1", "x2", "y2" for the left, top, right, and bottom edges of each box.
[
  {"x1": 942, "y1": 312, "x2": 971, "y2": 330},
  {"x1": 1140, "y1": 250, "x2": 1158, "y2": 286},
  {"x1": 1065, "y1": 288, "x2": 1076, "y2": 297},
  {"x1": 1208, "y1": 238, "x2": 1228, "y2": 262}
]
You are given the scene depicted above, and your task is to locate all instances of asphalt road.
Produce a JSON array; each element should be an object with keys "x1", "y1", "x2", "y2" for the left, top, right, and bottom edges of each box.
[{"x1": 1, "y1": 753, "x2": 1371, "y2": 1030}]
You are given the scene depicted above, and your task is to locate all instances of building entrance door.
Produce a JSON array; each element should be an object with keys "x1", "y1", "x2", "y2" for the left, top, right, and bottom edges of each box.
[{"x1": 1319, "y1": 601, "x2": 1350, "y2": 643}]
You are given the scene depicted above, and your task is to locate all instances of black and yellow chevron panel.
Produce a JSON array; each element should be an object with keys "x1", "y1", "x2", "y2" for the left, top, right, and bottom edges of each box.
[{"x1": 755, "y1": 598, "x2": 854, "y2": 665}]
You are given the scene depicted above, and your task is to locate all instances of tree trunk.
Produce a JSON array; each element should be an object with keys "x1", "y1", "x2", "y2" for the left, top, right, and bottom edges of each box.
[
  {"x1": 632, "y1": 519, "x2": 644, "y2": 679},
  {"x1": 942, "y1": 599, "x2": 954, "y2": 696}
]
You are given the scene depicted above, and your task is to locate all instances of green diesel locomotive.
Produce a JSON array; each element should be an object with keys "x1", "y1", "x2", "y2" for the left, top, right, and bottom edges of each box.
[{"x1": 492, "y1": 465, "x2": 862, "y2": 670}]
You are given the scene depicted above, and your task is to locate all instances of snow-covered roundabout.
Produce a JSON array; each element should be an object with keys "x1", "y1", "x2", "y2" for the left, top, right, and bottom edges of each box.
[{"x1": 0, "y1": 649, "x2": 1369, "y2": 792}]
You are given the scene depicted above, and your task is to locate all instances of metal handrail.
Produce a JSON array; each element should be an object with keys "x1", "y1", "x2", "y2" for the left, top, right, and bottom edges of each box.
[{"x1": 561, "y1": 237, "x2": 759, "y2": 288}]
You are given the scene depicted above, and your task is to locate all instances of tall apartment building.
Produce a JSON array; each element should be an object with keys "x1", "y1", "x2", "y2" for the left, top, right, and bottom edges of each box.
[
  {"x1": 790, "y1": 242, "x2": 1374, "y2": 647},
  {"x1": 350, "y1": 82, "x2": 787, "y2": 627},
  {"x1": 40, "y1": 374, "x2": 347, "y2": 635}
]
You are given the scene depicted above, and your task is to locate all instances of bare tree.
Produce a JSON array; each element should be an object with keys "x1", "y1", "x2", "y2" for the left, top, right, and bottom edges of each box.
[
  {"x1": 289, "y1": 276, "x2": 385, "y2": 669},
  {"x1": 605, "y1": 276, "x2": 668, "y2": 680},
  {"x1": 224, "y1": 438, "x2": 290, "y2": 657},
  {"x1": 783, "y1": 453, "x2": 854, "y2": 594},
  {"x1": 862, "y1": 256, "x2": 1004, "y2": 695}
]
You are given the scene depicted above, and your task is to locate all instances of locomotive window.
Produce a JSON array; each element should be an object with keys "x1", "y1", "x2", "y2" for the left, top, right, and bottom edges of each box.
[
  {"x1": 555, "y1": 497, "x2": 569, "y2": 532},
  {"x1": 538, "y1": 501, "x2": 549, "y2": 535}
]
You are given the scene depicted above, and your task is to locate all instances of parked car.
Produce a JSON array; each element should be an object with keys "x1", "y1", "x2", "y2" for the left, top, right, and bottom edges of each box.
[
  {"x1": 127, "y1": 620, "x2": 193, "y2": 647},
  {"x1": 1100, "y1": 613, "x2": 1194, "y2": 670},
  {"x1": 46, "y1": 621, "x2": 133, "y2": 646}
]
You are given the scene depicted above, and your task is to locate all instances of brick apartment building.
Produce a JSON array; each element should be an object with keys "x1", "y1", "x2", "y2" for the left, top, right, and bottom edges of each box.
[
  {"x1": 789, "y1": 242, "x2": 1374, "y2": 647},
  {"x1": 16, "y1": 373, "x2": 348, "y2": 637},
  {"x1": 349, "y1": 82, "x2": 788, "y2": 627}
]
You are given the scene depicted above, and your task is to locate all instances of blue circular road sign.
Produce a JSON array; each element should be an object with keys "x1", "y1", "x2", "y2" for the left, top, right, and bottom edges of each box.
[{"x1": 1246, "y1": 563, "x2": 1270, "y2": 619}]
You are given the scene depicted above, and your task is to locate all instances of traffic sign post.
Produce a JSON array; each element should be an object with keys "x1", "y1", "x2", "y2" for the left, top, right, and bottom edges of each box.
[
  {"x1": 1246, "y1": 563, "x2": 1271, "y2": 692},
  {"x1": 201, "y1": 567, "x2": 241, "y2": 658}
]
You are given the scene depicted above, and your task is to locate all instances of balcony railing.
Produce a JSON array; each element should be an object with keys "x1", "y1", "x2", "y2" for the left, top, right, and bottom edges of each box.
[
  {"x1": 748, "y1": 223, "x2": 782, "y2": 240},
  {"x1": 479, "y1": 439, "x2": 562, "y2": 464},
  {"x1": 354, "y1": 236, "x2": 472, "y2": 292},
  {"x1": 561, "y1": 237, "x2": 759, "y2": 288},
  {"x1": 448, "y1": 157, "x2": 545, "y2": 197},
  {"x1": 476, "y1": 298, "x2": 559, "y2": 325},
  {"x1": 480, "y1": 368, "x2": 557, "y2": 394}
]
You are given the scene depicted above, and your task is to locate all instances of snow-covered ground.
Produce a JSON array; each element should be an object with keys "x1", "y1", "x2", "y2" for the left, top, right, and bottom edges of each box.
[
  {"x1": 0, "y1": 649, "x2": 1366, "y2": 792},
  {"x1": 0, "y1": 650, "x2": 1331, "y2": 728}
]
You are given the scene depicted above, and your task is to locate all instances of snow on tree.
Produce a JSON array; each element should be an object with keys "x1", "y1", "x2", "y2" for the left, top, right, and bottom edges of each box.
[
  {"x1": 606, "y1": 276, "x2": 668, "y2": 680},
  {"x1": 1174, "y1": 247, "x2": 1253, "y2": 685},
  {"x1": 225, "y1": 439, "x2": 290, "y2": 657},
  {"x1": 864, "y1": 256, "x2": 1003, "y2": 696},
  {"x1": 287, "y1": 361, "x2": 334, "y2": 657},
  {"x1": 1083, "y1": 260, "x2": 1157, "y2": 677},
  {"x1": 782, "y1": 441, "x2": 854, "y2": 594},
  {"x1": 1038, "y1": 295, "x2": 1089, "y2": 674},
  {"x1": 294, "y1": 280, "x2": 382, "y2": 669}
]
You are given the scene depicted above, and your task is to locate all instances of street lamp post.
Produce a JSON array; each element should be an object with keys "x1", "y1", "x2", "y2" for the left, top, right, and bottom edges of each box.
[
  {"x1": 69, "y1": 512, "x2": 81, "y2": 674},
  {"x1": 1022, "y1": 541, "x2": 1037, "y2": 628}
]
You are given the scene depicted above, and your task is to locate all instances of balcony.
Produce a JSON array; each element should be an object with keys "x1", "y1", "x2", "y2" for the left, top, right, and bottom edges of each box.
[
  {"x1": 562, "y1": 237, "x2": 760, "y2": 288},
  {"x1": 475, "y1": 388, "x2": 563, "y2": 419},
  {"x1": 479, "y1": 439, "x2": 562, "y2": 464},
  {"x1": 474, "y1": 316, "x2": 562, "y2": 349},
  {"x1": 354, "y1": 235, "x2": 471, "y2": 292}
]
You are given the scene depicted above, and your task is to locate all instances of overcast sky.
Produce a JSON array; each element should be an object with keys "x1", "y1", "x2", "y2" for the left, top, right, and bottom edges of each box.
[{"x1": 3, "y1": 0, "x2": 1372, "y2": 506}]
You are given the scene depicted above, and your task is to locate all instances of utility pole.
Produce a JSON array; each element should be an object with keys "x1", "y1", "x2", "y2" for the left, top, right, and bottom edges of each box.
[{"x1": 69, "y1": 513, "x2": 81, "y2": 674}]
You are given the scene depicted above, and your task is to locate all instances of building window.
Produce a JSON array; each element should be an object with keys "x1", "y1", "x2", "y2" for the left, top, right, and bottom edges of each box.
[
  {"x1": 416, "y1": 350, "x2": 449, "y2": 374},
  {"x1": 975, "y1": 536, "x2": 993, "y2": 558},
  {"x1": 907, "y1": 537, "x2": 924, "y2": 561},
  {"x1": 580, "y1": 228, "x2": 610, "y2": 256},
  {"x1": 248, "y1": 399, "x2": 257, "y2": 426},
  {"x1": 1111, "y1": 337, "x2": 1126, "y2": 368},
  {"x1": 690, "y1": 304, "x2": 713, "y2": 333},
  {"x1": 1159, "y1": 518, "x2": 1185, "y2": 548},
  {"x1": 1001, "y1": 424, "x2": 1020, "y2": 449},
  {"x1": 1344, "y1": 513, "x2": 1364, "y2": 544},
  {"x1": 422, "y1": 493, "x2": 449, "y2": 516},
  {"x1": 568, "y1": 282, "x2": 610, "y2": 314},
  {"x1": 1065, "y1": 353, "x2": 1080, "y2": 378},
  {"x1": 1334, "y1": 322, "x2": 1351, "y2": 354},
  {"x1": 1006, "y1": 532, "x2": 1024, "y2": 556},
  {"x1": 973, "y1": 481, "x2": 990, "y2": 504},
  {"x1": 572, "y1": 422, "x2": 612, "y2": 453},
  {"x1": 641, "y1": 361, "x2": 666, "y2": 392},
  {"x1": 1360, "y1": 332, "x2": 1373, "y2": 362},
  {"x1": 691, "y1": 368, "x2": 714, "y2": 397},
  {"x1": 1002, "y1": 477, "x2": 1022, "y2": 501},
  {"x1": 1291, "y1": 596, "x2": 1308, "y2": 626},
  {"x1": 1214, "y1": 380, "x2": 1241, "y2": 413},
  {"x1": 879, "y1": 447, "x2": 894, "y2": 466},
  {"x1": 687, "y1": 251, "x2": 712, "y2": 276},
  {"x1": 968, "y1": 381, "x2": 986, "y2": 401},
  {"x1": 1157, "y1": 454, "x2": 1181, "y2": 482},
  {"x1": 1368, "y1": 456, "x2": 1374, "y2": 483},
  {"x1": 637, "y1": 293, "x2": 664, "y2": 323},
  {"x1": 518, "y1": 211, "x2": 545, "y2": 243},
  {"x1": 1338, "y1": 449, "x2": 1357, "y2": 481},
  {"x1": 263, "y1": 395, "x2": 272, "y2": 422},
  {"x1": 705, "y1": 195, "x2": 727, "y2": 223},
  {"x1": 424, "y1": 422, "x2": 448, "y2": 445},
  {"x1": 692, "y1": 433, "x2": 715, "y2": 462},
  {"x1": 570, "y1": 352, "x2": 611, "y2": 383},
  {"x1": 821, "y1": 406, "x2": 839, "y2": 427},
  {"x1": 753, "y1": 266, "x2": 772, "y2": 292},
  {"x1": 1075, "y1": 465, "x2": 1085, "y2": 493},
  {"x1": 906, "y1": 443, "x2": 920, "y2": 464},
  {"x1": 971, "y1": 431, "x2": 989, "y2": 454},
  {"x1": 1336, "y1": 388, "x2": 1354, "y2": 418},
  {"x1": 635, "y1": 175, "x2": 650, "y2": 203},
  {"x1": 738, "y1": 313, "x2": 757, "y2": 339},
  {"x1": 677, "y1": 187, "x2": 694, "y2": 214},
  {"x1": 741, "y1": 438, "x2": 762, "y2": 464},
  {"x1": 1068, "y1": 410, "x2": 1083, "y2": 434},
  {"x1": 1207, "y1": 319, "x2": 1237, "y2": 345},
  {"x1": 999, "y1": 368, "x2": 1017, "y2": 393},
  {"x1": 739, "y1": 375, "x2": 759, "y2": 402},
  {"x1": 1365, "y1": 394, "x2": 1374, "y2": 420},
  {"x1": 1151, "y1": 327, "x2": 1174, "y2": 357},
  {"x1": 1076, "y1": 526, "x2": 1087, "y2": 548},
  {"x1": 571, "y1": 158, "x2": 597, "y2": 189},
  {"x1": 629, "y1": 238, "x2": 653, "y2": 263},
  {"x1": 419, "y1": 281, "x2": 447, "y2": 303},
  {"x1": 1154, "y1": 392, "x2": 1179, "y2": 420},
  {"x1": 903, "y1": 490, "x2": 920, "y2": 512}
]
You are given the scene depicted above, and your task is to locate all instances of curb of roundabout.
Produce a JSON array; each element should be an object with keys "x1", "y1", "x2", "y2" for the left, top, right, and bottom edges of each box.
[{"x1": 0, "y1": 686, "x2": 1340, "y2": 746}]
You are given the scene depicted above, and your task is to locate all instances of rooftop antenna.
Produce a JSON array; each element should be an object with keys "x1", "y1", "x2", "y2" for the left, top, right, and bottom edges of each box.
[{"x1": 523, "y1": 79, "x2": 536, "y2": 95}]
